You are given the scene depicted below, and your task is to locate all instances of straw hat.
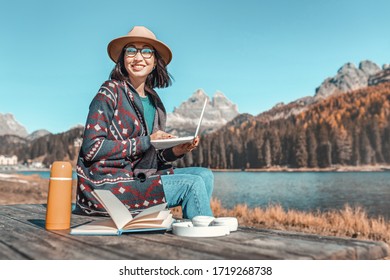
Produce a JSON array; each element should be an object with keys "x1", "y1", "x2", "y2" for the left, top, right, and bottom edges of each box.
[{"x1": 107, "y1": 26, "x2": 172, "y2": 65}]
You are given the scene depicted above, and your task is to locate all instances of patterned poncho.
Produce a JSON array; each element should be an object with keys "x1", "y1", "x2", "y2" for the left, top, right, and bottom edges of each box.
[{"x1": 75, "y1": 80, "x2": 180, "y2": 215}]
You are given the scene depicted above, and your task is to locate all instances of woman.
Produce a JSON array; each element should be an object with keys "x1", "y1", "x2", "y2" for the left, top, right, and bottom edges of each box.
[{"x1": 75, "y1": 26, "x2": 213, "y2": 219}]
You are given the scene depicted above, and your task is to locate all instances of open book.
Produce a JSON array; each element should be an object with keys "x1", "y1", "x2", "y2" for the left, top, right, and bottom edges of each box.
[
  {"x1": 151, "y1": 98, "x2": 208, "y2": 149},
  {"x1": 70, "y1": 189, "x2": 173, "y2": 235}
]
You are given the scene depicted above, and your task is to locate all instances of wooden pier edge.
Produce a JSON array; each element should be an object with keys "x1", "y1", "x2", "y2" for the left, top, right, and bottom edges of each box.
[{"x1": 0, "y1": 204, "x2": 389, "y2": 260}]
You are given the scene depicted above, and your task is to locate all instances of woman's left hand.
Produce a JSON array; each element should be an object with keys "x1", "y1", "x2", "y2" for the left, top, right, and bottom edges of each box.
[{"x1": 172, "y1": 136, "x2": 200, "y2": 157}]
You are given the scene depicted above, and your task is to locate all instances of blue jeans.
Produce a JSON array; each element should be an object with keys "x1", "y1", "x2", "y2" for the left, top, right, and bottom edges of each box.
[{"x1": 161, "y1": 167, "x2": 214, "y2": 219}]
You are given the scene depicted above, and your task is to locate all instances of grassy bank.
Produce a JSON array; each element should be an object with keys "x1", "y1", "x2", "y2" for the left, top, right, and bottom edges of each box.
[{"x1": 172, "y1": 199, "x2": 390, "y2": 248}]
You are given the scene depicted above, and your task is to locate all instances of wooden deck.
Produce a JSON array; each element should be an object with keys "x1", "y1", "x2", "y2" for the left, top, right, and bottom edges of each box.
[{"x1": 0, "y1": 204, "x2": 389, "y2": 260}]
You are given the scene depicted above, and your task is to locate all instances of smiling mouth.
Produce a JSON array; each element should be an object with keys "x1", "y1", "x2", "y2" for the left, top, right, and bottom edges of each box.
[{"x1": 131, "y1": 64, "x2": 145, "y2": 71}]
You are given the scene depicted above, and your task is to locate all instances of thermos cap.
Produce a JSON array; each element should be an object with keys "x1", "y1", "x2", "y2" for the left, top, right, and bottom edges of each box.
[{"x1": 50, "y1": 161, "x2": 72, "y2": 178}]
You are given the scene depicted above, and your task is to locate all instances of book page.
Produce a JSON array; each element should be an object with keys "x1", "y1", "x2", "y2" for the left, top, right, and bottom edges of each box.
[
  {"x1": 133, "y1": 202, "x2": 168, "y2": 219},
  {"x1": 70, "y1": 219, "x2": 119, "y2": 235},
  {"x1": 92, "y1": 189, "x2": 134, "y2": 230},
  {"x1": 124, "y1": 212, "x2": 170, "y2": 228},
  {"x1": 123, "y1": 214, "x2": 173, "y2": 230},
  {"x1": 130, "y1": 209, "x2": 170, "y2": 223}
]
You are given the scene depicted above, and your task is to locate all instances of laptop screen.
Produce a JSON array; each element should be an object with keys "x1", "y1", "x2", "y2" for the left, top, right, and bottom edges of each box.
[{"x1": 194, "y1": 98, "x2": 208, "y2": 138}]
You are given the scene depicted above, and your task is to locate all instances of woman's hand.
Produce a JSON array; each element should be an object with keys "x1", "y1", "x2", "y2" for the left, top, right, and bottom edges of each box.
[
  {"x1": 172, "y1": 136, "x2": 200, "y2": 157},
  {"x1": 150, "y1": 130, "x2": 176, "y2": 140}
]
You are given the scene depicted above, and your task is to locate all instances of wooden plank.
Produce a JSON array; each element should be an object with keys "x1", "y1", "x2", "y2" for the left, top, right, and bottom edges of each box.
[
  {"x1": 0, "y1": 239, "x2": 30, "y2": 259},
  {"x1": 131, "y1": 226, "x2": 390, "y2": 260},
  {"x1": 0, "y1": 203, "x2": 384, "y2": 259},
  {"x1": 0, "y1": 205, "x2": 148, "y2": 259},
  {"x1": 2, "y1": 205, "x2": 226, "y2": 259},
  {"x1": 1, "y1": 204, "x2": 389, "y2": 260},
  {"x1": 1, "y1": 205, "x2": 306, "y2": 259},
  {"x1": 0, "y1": 214, "x2": 129, "y2": 259},
  {"x1": 239, "y1": 227, "x2": 390, "y2": 260},
  {"x1": 135, "y1": 230, "x2": 300, "y2": 259},
  {"x1": 0, "y1": 205, "x2": 217, "y2": 260}
]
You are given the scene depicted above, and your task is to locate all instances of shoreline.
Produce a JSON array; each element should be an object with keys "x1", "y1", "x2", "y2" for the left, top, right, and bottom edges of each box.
[
  {"x1": 0, "y1": 167, "x2": 51, "y2": 172},
  {"x1": 1, "y1": 164, "x2": 390, "y2": 175},
  {"x1": 211, "y1": 164, "x2": 390, "y2": 172}
]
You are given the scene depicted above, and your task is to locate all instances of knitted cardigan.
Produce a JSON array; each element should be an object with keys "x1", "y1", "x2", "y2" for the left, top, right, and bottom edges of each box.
[{"x1": 75, "y1": 80, "x2": 180, "y2": 215}]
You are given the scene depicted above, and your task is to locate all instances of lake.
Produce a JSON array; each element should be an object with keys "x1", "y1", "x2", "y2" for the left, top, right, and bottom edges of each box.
[
  {"x1": 15, "y1": 170, "x2": 390, "y2": 220},
  {"x1": 213, "y1": 171, "x2": 390, "y2": 220}
]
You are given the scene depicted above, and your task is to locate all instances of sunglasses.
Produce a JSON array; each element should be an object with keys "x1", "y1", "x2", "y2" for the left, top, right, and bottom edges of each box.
[{"x1": 125, "y1": 47, "x2": 155, "y2": 59}]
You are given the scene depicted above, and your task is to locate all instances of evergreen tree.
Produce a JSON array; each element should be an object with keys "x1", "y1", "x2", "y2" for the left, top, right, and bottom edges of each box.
[
  {"x1": 351, "y1": 127, "x2": 361, "y2": 165},
  {"x1": 263, "y1": 138, "x2": 271, "y2": 167},
  {"x1": 270, "y1": 130, "x2": 282, "y2": 166},
  {"x1": 306, "y1": 129, "x2": 318, "y2": 167},
  {"x1": 335, "y1": 126, "x2": 352, "y2": 165},
  {"x1": 368, "y1": 117, "x2": 384, "y2": 163},
  {"x1": 317, "y1": 123, "x2": 332, "y2": 167},
  {"x1": 382, "y1": 126, "x2": 390, "y2": 162},
  {"x1": 360, "y1": 129, "x2": 375, "y2": 164},
  {"x1": 294, "y1": 129, "x2": 308, "y2": 168}
]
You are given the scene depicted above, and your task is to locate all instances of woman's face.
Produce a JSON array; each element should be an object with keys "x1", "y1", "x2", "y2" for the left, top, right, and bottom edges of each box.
[{"x1": 124, "y1": 42, "x2": 156, "y2": 85}]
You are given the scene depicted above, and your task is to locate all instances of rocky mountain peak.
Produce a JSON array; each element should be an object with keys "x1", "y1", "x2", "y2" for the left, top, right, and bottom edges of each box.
[
  {"x1": 212, "y1": 91, "x2": 235, "y2": 106},
  {"x1": 193, "y1": 88, "x2": 208, "y2": 98},
  {"x1": 166, "y1": 89, "x2": 239, "y2": 136},
  {"x1": 26, "y1": 129, "x2": 52, "y2": 141},
  {"x1": 255, "y1": 60, "x2": 390, "y2": 124},
  {"x1": 314, "y1": 60, "x2": 382, "y2": 100},
  {"x1": 359, "y1": 60, "x2": 381, "y2": 76},
  {"x1": 184, "y1": 89, "x2": 208, "y2": 105},
  {"x1": 211, "y1": 91, "x2": 239, "y2": 121},
  {"x1": 0, "y1": 113, "x2": 28, "y2": 137}
]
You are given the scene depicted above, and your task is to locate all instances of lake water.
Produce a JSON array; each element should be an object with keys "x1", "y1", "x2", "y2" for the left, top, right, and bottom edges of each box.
[
  {"x1": 213, "y1": 171, "x2": 390, "y2": 220},
  {"x1": 15, "y1": 170, "x2": 390, "y2": 220},
  {"x1": 16, "y1": 170, "x2": 77, "y2": 180}
]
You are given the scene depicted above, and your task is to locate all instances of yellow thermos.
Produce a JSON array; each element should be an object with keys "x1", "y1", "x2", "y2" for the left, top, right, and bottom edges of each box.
[{"x1": 45, "y1": 161, "x2": 73, "y2": 230}]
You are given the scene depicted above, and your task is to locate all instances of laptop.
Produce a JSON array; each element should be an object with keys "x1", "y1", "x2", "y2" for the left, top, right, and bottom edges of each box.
[{"x1": 151, "y1": 98, "x2": 207, "y2": 150}]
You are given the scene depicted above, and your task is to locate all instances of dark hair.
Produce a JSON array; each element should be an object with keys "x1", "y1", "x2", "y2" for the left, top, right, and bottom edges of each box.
[{"x1": 109, "y1": 48, "x2": 173, "y2": 88}]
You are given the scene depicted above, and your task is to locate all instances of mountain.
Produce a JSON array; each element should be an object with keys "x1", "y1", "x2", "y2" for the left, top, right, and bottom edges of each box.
[
  {"x1": 255, "y1": 60, "x2": 390, "y2": 124},
  {"x1": 314, "y1": 60, "x2": 383, "y2": 100},
  {"x1": 0, "y1": 126, "x2": 84, "y2": 167},
  {"x1": 256, "y1": 96, "x2": 315, "y2": 123},
  {"x1": 0, "y1": 113, "x2": 85, "y2": 167},
  {"x1": 0, "y1": 113, "x2": 28, "y2": 137},
  {"x1": 0, "y1": 114, "x2": 55, "y2": 140},
  {"x1": 369, "y1": 66, "x2": 390, "y2": 85},
  {"x1": 26, "y1": 129, "x2": 52, "y2": 141},
  {"x1": 181, "y1": 82, "x2": 390, "y2": 169},
  {"x1": 166, "y1": 89, "x2": 239, "y2": 136},
  {"x1": 175, "y1": 60, "x2": 390, "y2": 169},
  {"x1": 0, "y1": 135, "x2": 29, "y2": 160}
]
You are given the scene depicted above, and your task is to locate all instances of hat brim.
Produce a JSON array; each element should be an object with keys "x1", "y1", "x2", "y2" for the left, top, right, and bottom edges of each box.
[{"x1": 107, "y1": 36, "x2": 172, "y2": 65}]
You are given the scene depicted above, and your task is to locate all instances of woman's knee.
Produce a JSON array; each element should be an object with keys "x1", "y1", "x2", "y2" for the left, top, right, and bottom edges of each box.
[
  {"x1": 192, "y1": 167, "x2": 214, "y2": 187},
  {"x1": 196, "y1": 167, "x2": 214, "y2": 181},
  {"x1": 198, "y1": 168, "x2": 214, "y2": 197},
  {"x1": 180, "y1": 174, "x2": 213, "y2": 218},
  {"x1": 188, "y1": 175, "x2": 207, "y2": 194}
]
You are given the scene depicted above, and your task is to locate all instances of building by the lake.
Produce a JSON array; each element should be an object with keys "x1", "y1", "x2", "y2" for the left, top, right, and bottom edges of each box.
[{"x1": 0, "y1": 155, "x2": 18, "y2": 166}]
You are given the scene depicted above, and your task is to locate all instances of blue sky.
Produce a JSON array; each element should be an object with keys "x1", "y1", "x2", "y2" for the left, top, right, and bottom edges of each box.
[{"x1": 1, "y1": 0, "x2": 389, "y2": 134}]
